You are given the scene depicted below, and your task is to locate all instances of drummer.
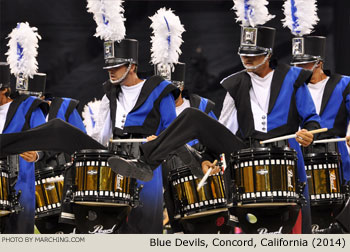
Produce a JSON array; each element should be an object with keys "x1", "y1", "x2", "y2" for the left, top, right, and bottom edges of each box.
[
  {"x1": 160, "y1": 62, "x2": 230, "y2": 234},
  {"x1": 90, "y1": 36, "x2": 178, "y2": 234},
  {"x1": 290, "y1": 36, "x2": 350, "y2": 184},
  {"x1": 33, "y1": 79, "x2": 86, "y2": 233},
  {"x1": 0, "y1": 62, "x2": 48, "y2": 234}
]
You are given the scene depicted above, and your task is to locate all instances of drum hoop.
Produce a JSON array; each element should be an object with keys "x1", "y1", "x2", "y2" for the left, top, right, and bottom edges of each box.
[
  {"x1": 235, "y1": 146, "x2": 296, "y2": 155},
  {"x1": 35, "y1": 166, "x2": 64, "y2": 180},
  {"x1": 76, "y1": 149, "x2": 110, "y2": 154},
  {"x1": 304, "y1": 151, "x2": 339, "y2": 159}
]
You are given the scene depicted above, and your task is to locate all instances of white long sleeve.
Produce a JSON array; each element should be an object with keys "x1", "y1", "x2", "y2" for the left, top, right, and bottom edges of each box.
[{"x1": 219, "y1": 92, "x2": 239, "y2": 134}]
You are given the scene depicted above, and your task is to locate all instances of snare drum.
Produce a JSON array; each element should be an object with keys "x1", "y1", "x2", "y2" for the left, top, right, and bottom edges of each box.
[
  {"x1": 231, "y1": 146, "x2": 299, "y2": 207},
  {"x1": 0, "y1": 160, "x2": 11, "y2": 216},
  {"x1": 35, "y1": 166, "x2": 65, "y2": 218},
  {"x1": 303, "y1": 152, "x2": 343, "y2": 206},
  {"x1": 72, "y1": 149, "x2": 138, "y2": 207},
  {"x1": 169, "y1": 166, "x2": 227, "y2": 220}
]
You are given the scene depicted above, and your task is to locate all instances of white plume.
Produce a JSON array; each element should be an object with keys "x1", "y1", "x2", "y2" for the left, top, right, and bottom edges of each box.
[
  {"x1": 150, "y1": 8, "x2": 185, "y2": 68},
  {"x1": 86, "y1": 0, "x2": 126, "y2": 42},
  {"x1": 282, "y1": 0, "x2": 319, "y2": 36},
  {"x1": 82, "y1": 99, "x2": 102, "y2": 136},
  {"x1": 232, "y1": 0, "x2": 275, "y2": 27},
  {"x1": 6, "y1": 22, "x2": 41, "y2": 78}
]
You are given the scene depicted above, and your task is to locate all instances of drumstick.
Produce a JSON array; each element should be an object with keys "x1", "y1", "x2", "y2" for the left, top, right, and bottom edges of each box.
[
  {"x1": 197, "y1": 160, "x2": 217, "y2": 191},
  {"x1": 259, "y1": 128, "x2": 328, "y2": 144},
  {"x1": 313, "y1": 137, "x2": 346, "y2": 144},
  {"x1": 109, "y1": 138, "x2": 147, "y2": 143}
]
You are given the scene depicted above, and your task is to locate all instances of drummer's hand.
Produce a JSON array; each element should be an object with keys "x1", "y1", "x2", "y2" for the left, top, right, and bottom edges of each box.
[
  {"x1": 295, "y1": 129, "x2": 313, "y2": 147},
  {"x1": 146, "y1": 135, "x2": 157, "y2": 142},
  {"x1": 346, "y1": 136, "x2": 350, "y2": 147},
  {"x1": 19, "y1": 151, "x2": 38, "y2": 163},
  {"x1": 201, "y1": 160, "x2": 221, "y2": 175}
]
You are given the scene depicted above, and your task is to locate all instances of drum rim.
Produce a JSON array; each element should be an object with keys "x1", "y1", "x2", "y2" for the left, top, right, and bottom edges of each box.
[
  {"x1": 75, "y1": 149, "x2": 110, "y2": 155},
  {"x1": 304, "y1": 151, "x2": 339, "y2": 158},
  {"x1": 234, "y1": 146, "x2": 296, "y2": 155},
  {"x1": 35, "y1": 166, "x2": 63, "y2": 179},
  {"x1": 169, "y1": 165, "x2": 222, "y2": 179}
]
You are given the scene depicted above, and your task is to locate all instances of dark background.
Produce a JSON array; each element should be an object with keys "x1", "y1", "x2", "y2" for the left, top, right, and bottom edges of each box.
[{"x1": 1, "y1": 0, "x2": 349, "y2": 116}]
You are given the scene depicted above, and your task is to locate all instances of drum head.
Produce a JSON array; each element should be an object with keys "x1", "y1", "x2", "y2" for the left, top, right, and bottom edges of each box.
[
  {"x1": 73, "y1": 204, "x2": 131, "y2": 234},
  {"x1": 233, "y1": 205, "x2": 301, "y2": 234},
  {"x1": 35, "y1": 215, "x2": 75, "y2": 234}
]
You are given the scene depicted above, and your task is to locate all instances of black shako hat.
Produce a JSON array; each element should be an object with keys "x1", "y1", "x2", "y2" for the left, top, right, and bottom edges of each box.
[
  {"x1": 0, "y1": 62, "x2": 11, "y2": 89},
  {"x1": 103, "y1": 39, "x2": 138, "y2": 70},
  {"x1": 238, "y1": 26, "x2": 276, "y2": 56},
  {"x1": 154, "y1": 62, "x2": 186, "y2": 84},
  {"x1": 16, "y1": 72, "x2": 46, "y2": 97},
  {"x1": 291, "y1": 36, "x2": 326, "y2": 65}
]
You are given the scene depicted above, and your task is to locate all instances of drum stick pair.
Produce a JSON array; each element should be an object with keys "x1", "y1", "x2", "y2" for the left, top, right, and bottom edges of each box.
[
  {"x1": 197, "y1": 160, "x2": 217, "y2": 191},
  {"x1": 259, "y1": 128, "x2": 328, "y2": 144}
]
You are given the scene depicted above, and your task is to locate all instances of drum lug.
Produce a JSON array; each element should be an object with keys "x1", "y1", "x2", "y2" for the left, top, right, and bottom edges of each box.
[
  {"x1": 131, "y1": 184, "x2": 143, "y2": 208},
  {"x1": 297, "y1": 182, "x2": 306, "y2": 206},
  {"x1": 64, "y1": 186, "x2": 74, "y2": 203},
  {"x1": 10, "y1": 189, "x2": 23, "y2": 214},
  {"x1": 342, "y1": 183, "x2": 350, "y2": 196},
  {"x1": 231, "y1": 183, "x2": 241, "y2": 205}
]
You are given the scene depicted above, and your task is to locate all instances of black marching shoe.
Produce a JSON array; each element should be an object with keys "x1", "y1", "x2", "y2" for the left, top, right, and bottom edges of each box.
[
  {"x1": 178, "y1": 145, "x2": 204, "y2": 178},
  {"x1": 107, "y1": 156, "x2": 154, "y2": 182}
]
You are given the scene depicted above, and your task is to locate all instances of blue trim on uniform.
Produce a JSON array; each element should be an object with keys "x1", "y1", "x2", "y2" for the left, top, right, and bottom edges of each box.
[
  {"x1": 288, "y1": 138, "x2": 312, "y2": 233},
  {"x1": 267, "y1": 67, "x2": 320, "y2": 131},
  {"x1": 188, "y1": 96, "x2": 216, "y2": 146},
  {"x1": 338, "y1": 141, "x2": 350, "y2": 182},
  {"x1": 68, "y1": 110, "x2": 87, "y2": 133},
  {"x1": 131, "y1": 165, "x2": 164, "y2": 233},
  {"x1": 187, "y1": 139, "x2": 200, "y2": 147},
  {"x1": 320, "y1": 76, "x2": 350, "y2": 129},
  {"x1": 125, "y1": 80, "x2": 174, "y2": 128},
  {"x1": 267, "y1": 67, "x2": 301, "y2": 131},
  {"x1": 55, "y1": 98, "x2": 69, "y2": 121},
  {"x1": 123, "y1": 81, "x2": 176, "y2": 233},
  {"x1": 198, "y1": 98, "x2": 208, "y2": 113},
  {"x1": 156, "y1": 93, "x2": 176, "y2": 134},
  {"x1": 3, "y1": 96, "x2": 36, "y2": 134},
  {"x1": 55, "y1": 98, "x2": 86, "y2": 133}
]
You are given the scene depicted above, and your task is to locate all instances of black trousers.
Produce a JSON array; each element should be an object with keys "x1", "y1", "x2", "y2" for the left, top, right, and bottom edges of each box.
[{"x1": 141, "y1": 108, "x2": 246, "y2": 166}]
